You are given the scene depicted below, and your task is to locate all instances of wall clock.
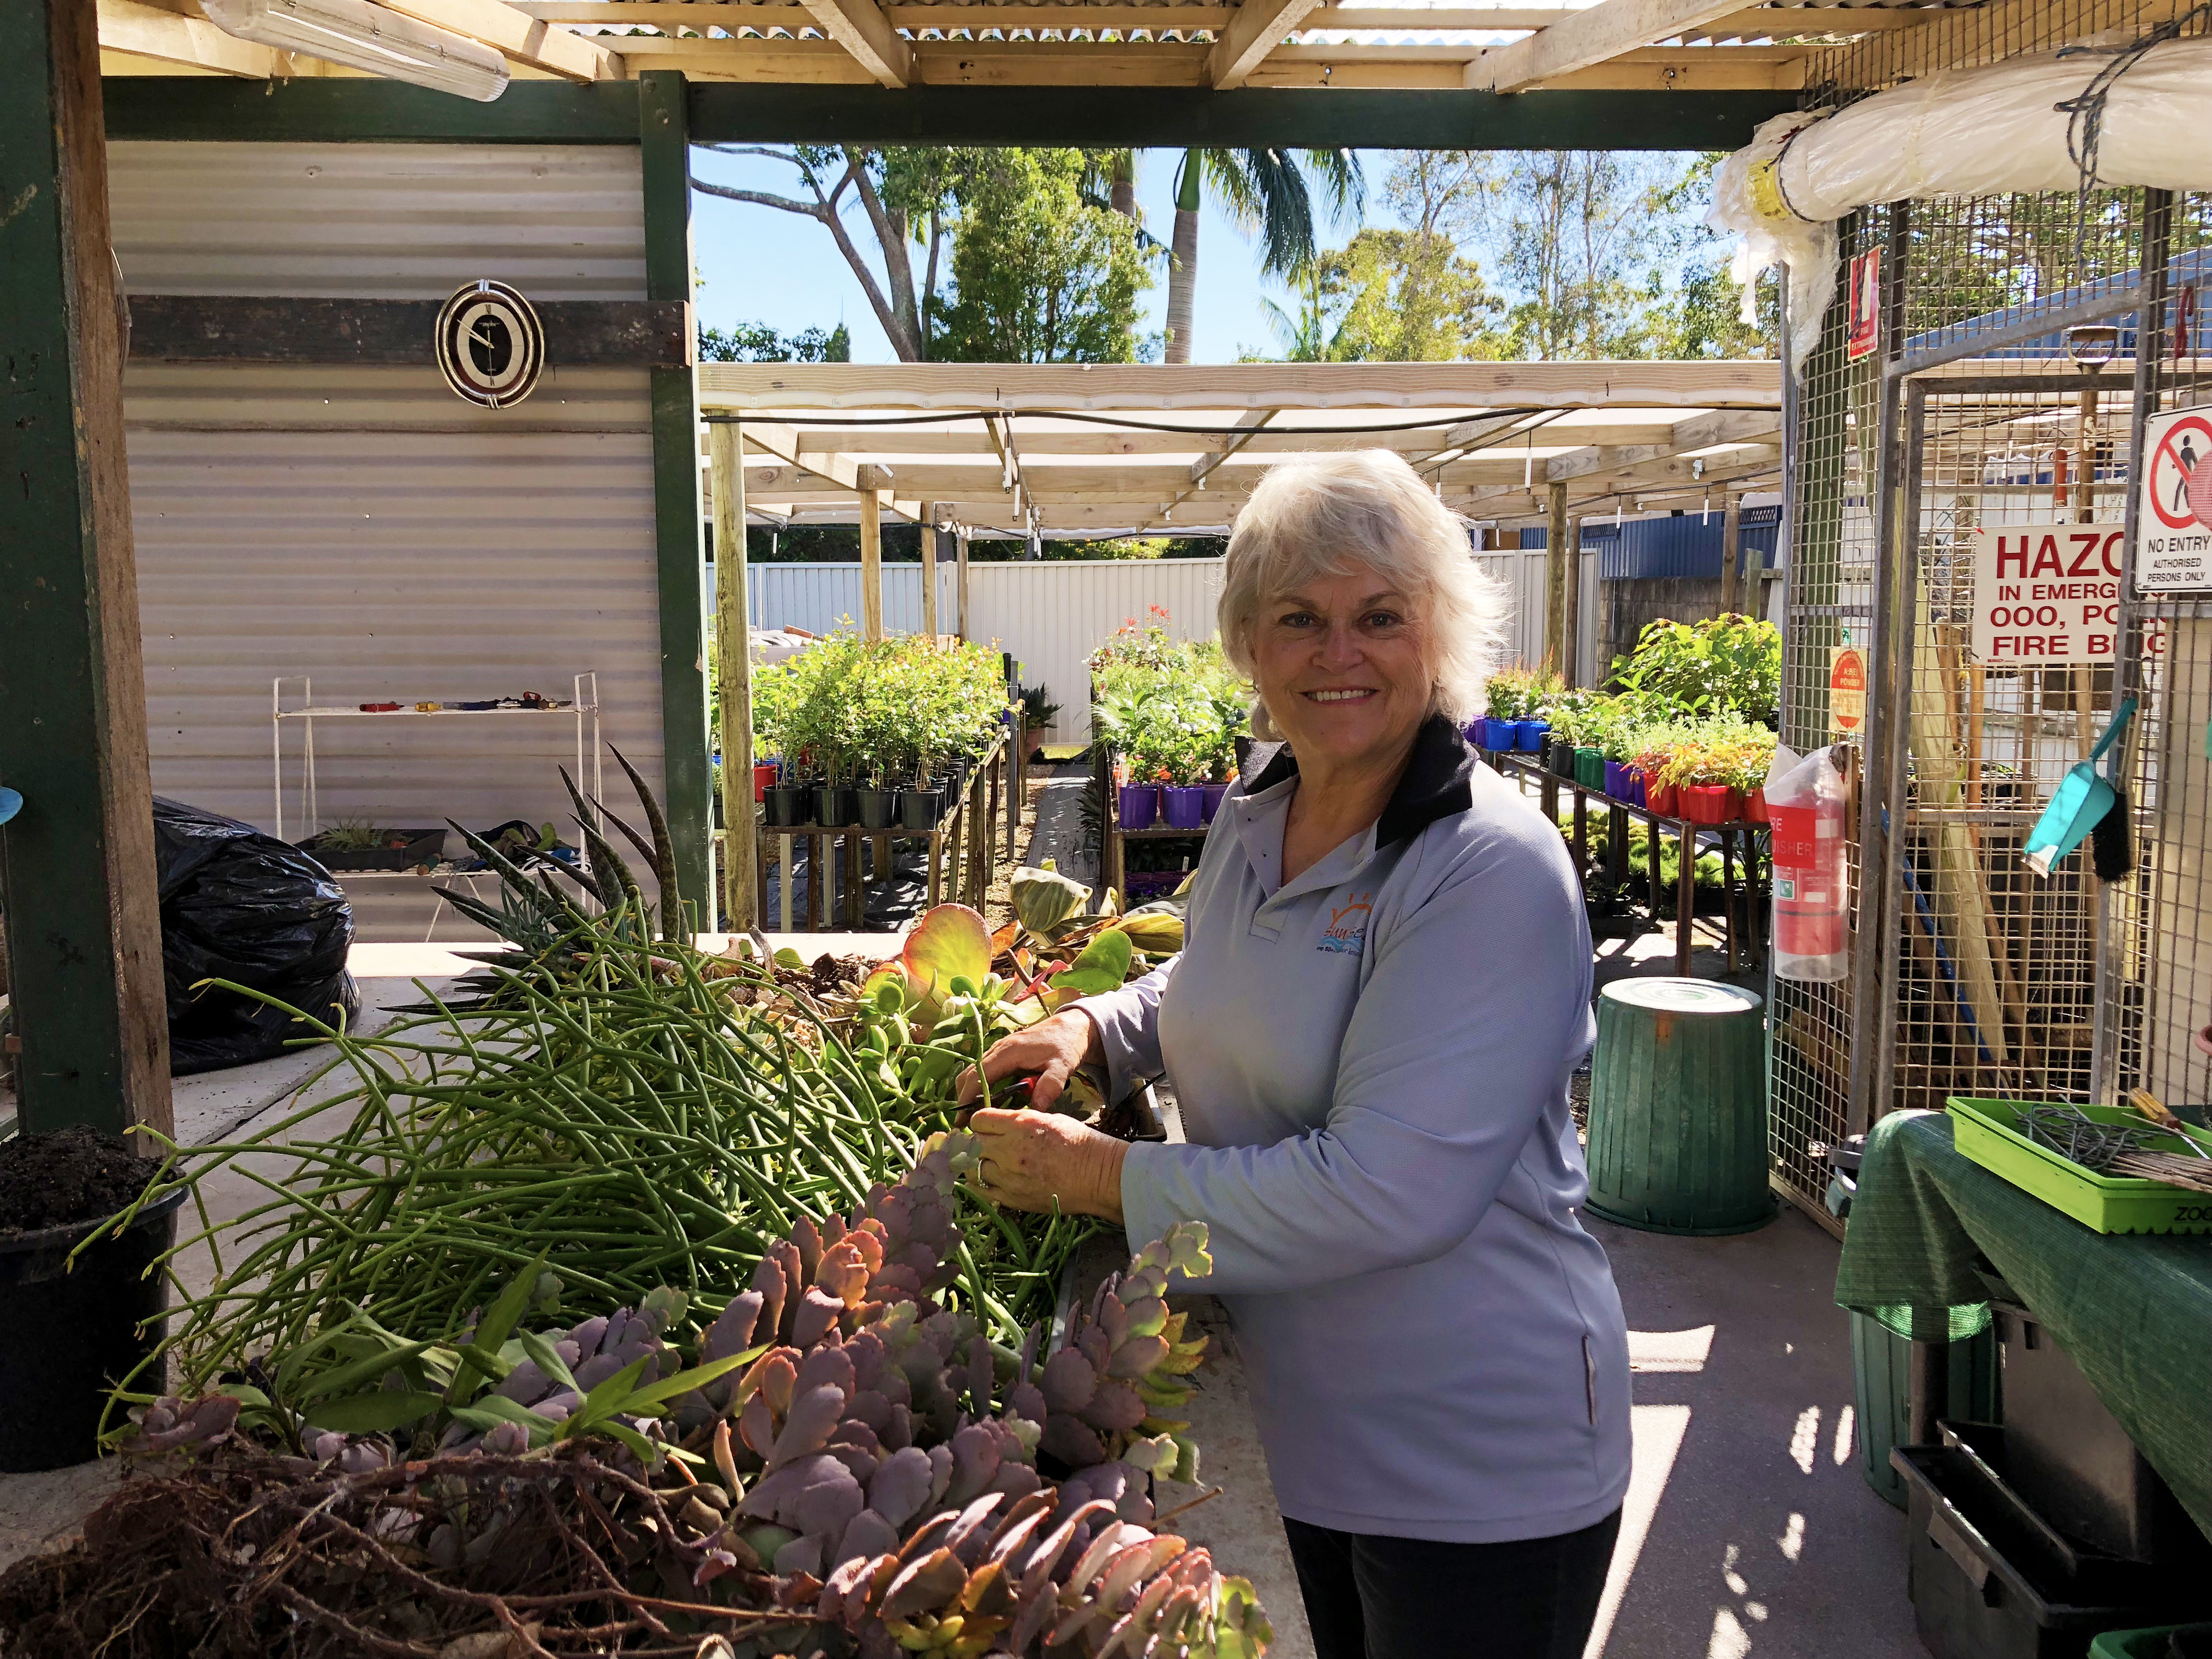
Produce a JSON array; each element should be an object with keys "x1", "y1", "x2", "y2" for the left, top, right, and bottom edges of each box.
[{"x1": 435, "y1": 280, "x2": 544, "y2": 409}]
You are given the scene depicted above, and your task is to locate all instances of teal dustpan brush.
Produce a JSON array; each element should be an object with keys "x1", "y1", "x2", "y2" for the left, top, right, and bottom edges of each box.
[{"x1": 2024, "y1": 696, "x2": 2136, "y2": 879}]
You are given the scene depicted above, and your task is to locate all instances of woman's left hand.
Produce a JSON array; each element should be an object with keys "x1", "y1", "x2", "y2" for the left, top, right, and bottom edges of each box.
[{"x1": 968, "y1": 1108, "x2": 1128, "y2": 1223}]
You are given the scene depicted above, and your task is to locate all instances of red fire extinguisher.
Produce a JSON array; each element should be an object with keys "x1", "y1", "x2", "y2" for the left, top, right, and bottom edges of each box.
[{"x1": 1768, "y1": 745, "x2": 1849, "y2": 983}]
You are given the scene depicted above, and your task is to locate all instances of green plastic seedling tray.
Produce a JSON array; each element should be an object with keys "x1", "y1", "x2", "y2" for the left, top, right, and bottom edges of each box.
[{"x1": 1948, "y1": 1098, "x2": 2212, "y2": 1236}]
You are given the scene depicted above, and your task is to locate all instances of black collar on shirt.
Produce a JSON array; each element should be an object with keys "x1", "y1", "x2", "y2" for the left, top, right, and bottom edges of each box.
[{"x1": 1240, "y1": 713, "x2": 1477, "y2": 848}]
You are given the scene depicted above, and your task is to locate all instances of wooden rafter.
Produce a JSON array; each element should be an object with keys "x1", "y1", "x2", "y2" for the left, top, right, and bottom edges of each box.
[
  {"x1": 1464, "y1": 0, "x2": 1763, "y2": 91},
  {"x1": 377, "y1": 0, "x2": 626, "y2": 78},
  {"x1": 1543, "y1": 407, "x2": 1780, "y2": 482},
  {"x1": 97, "y1": 0, "x2": 279, "y2": 76},
  {"x1": 1207, "y1": 0, "x2": 1324, "y2": 86},
  {"x1": 797, "y1": 0, "x2": 912, "y2": 84}
]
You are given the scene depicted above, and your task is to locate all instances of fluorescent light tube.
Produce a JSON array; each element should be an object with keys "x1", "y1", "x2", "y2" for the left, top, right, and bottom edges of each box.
[{"x1": 201, "y1": 0, "x2": 511, "y2": 101}]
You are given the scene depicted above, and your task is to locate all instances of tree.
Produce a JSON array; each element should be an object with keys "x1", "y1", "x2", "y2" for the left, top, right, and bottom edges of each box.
[
  {"x1": 698, "y1": 320, "x2": 851, "y2": 363},
  {"x1": 1314, "y1": 230, "x2": 1505, "y2": 362},
  {"x1": 931, "y1": 150, "x2": 1153, "y2": 364},
  {"x1": 1161, "y1": 148, "x2": 1363, "y2": 364}
]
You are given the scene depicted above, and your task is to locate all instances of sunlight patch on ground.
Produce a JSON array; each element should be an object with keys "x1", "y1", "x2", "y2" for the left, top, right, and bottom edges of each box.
[{"x1": 1585, "y1": 1403, "x2": 1691, "y2": 1658}]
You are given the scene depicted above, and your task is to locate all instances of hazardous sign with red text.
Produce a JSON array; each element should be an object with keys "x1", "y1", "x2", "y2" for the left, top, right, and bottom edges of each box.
[
  {"x1": 1969, "y1": 524, "x2": 2122, "y2": 664},
  {"x1": 2135, "y1": 405, "x2": 2212, "y2": 594}
]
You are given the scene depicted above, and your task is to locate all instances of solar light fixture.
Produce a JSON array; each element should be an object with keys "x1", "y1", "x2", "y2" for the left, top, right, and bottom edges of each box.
[{"x1": 201, "y1": 0, "x2": 510, "y2": 100}]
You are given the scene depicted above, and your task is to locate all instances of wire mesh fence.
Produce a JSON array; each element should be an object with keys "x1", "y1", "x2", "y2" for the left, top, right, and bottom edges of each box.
[{"x1": 1773, "y1": 0, "x2": 2212, "y2": 1214}]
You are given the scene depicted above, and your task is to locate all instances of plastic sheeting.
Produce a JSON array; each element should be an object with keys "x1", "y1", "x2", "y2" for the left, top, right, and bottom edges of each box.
[{"x1": 1710, "y1": 35, "x2": 2212, "y2": 366}]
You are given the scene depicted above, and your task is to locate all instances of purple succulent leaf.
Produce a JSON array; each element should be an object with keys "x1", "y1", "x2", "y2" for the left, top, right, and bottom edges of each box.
[
  {"x1": 705, "y1": 1290, "x2": 765, "y2": 1362},
  {"x1": 1079, "y1": 1379, "x2": 1148, "y2": 1433},
  {"x1": 989, "y1": 1462, "x2": 1043, "y2": 1500},
  {"x1": 788, "y1": 1465, "x2": 866, "y2": 1541},
  {"x1": 1099, "y1": 1295, "x2": 1130, "y2": 1349},
  {"x1": 825, "y1": 1441, "x2": 880, "y2": 1485},
  {"x1": 1077, "y1": 1328, "x2": 1113, "y2": 1374},
  {"x1": 833, "y1": 1507, "x2": 901, "y2": 1571},
  {"x1": 820, "y1": 1550, "x2": 879, "y2": 1627},
  {"x1": 926, "y1": 1443, "x2": 955, "y2": 1511},
  {"x1": 738, "y1": 1453, "x2": 838, "y2": 1521},
  {"x1": 868, "y1": 1446, "x2": 934, "y2": 1529},
  {"x1": 1107, "y1": 1335, "x2": 1171, "y2": 1379},
  {"x1": 944, "y1": 1423, "x2": 1001, "y2": 1507},
  {"x1": 693, "y1": 1548, "x2": 742, "y2": 1589},
  {"x1": 847, "y1": 1387, "x2": 893, "y2": 1433},
  {"x1": 739, "y1": 1392, "x2": 779, "y2": 1460},
  {"x1": 1040, "y1": 1348, "x2": 1098, "y2": 1413},
  {"x1": 879, "y1": 1548, "x2": 968, "y2": 1621},
  {"x1": 773, "y1": 1532, "x2": 825, "y2": 1579},
  {"x1": 765, "y1": 1384, "x2": 848, "y2": 1473},
  {"x1": 1039, "y1": 1413, "x2": 1108, "y2": 1470},
  {"x1": 566, "y1": 1316, "x2": 607, "y2": 1356},
  {"x1": 792, "y1": 1286, "x2": 847, "y2": 1350},
  {"x1": 1008, "y1": 1380, "x2": 1048, "y2": 1426},
  {"x1": 941, "y1": 1491, "x2": 1008, "y2": 1566},
  {"x1": 795, "y1": 1344, "x2": 856, "y2": 1402},
  {"x1": 883, "y1": 1402, "x2": 914, "y2": 1451}
]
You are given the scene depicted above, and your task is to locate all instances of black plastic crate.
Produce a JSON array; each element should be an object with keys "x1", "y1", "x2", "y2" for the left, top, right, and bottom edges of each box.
[
  {"x1": 1996, "y1": 1308, "x2": 2208, "y2": 1567},
  {"x1": 1894, "y1": 1438, "x2": 2205, "y2": 1659}
]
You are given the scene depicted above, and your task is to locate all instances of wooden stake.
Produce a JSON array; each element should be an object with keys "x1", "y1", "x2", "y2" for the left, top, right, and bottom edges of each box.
[
  {"x1": 710, "y1": 421, "x2": 758, "y2": 932},
  {"x1": 1561, "y1": 514, "x2": 1583, "y2": 686},
  {"x1": 0, "y1": 0, "x2": 171, "y2": 1136},
  {"x1": 1719, "y1": 493, "x2": 1743, "y2": 616}
]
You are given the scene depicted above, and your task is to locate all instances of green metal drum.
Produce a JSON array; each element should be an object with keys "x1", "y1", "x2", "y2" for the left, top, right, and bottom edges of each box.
[{"x1": 1584, "y1": 977, "x2": 1775, "y2": 1235}]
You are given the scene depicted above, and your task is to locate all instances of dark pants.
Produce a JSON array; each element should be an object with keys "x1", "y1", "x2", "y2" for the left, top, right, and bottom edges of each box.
[{"x1": 1283, "y1": 1508, "x2": 1622, "y2": 1659}]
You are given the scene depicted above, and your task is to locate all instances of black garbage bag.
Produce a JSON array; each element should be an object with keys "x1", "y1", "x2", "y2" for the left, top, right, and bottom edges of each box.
[{"x1": 155, "y1": 797, "x2": 359, "y2": 1075}]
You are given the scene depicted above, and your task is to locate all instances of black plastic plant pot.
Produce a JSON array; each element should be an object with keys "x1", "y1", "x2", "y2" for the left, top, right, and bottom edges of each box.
[
  {"x1": 0, "y1": 1186, "x2": 187, "y2": 1472},
  {"x1": 765, "y1": 784, "x2": 810, "y2": 827},
  {"x1": 1550, "y1": 740, "x2": 1577, "y2": 778},
  {"x1": 856, "y1": 788, "x2": 899, "y2": 830},
  {"x1": 815, "y1": 786, "x2": 856, "y2": 828},
  {"x1": 899, "y1": 787, "x2": 944, "y2": 831}
]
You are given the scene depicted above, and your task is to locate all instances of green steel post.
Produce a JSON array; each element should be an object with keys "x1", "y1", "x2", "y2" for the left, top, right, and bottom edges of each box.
[
  {"x1": 1, "y1": 0, "x2": 173, "y2": 1136},
  {"x1": 639, "y1": 69, "x2": 712, "y2": 927}
]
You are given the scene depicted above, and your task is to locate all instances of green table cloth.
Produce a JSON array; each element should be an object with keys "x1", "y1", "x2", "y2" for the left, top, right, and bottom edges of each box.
[{"x1": 1835, "y1": 1110, "x2": 2212, "y2": 1541}]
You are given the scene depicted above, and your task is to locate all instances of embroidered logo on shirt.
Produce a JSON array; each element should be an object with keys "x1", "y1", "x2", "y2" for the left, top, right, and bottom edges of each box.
[{"x1": 1318, "y1": 893, "x2": 1372, "y2": 956}]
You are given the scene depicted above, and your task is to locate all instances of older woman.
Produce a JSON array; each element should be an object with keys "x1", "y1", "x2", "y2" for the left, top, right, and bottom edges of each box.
[{"x1": 960, "y1": 450, "x2": 1630, "y2": 1659}]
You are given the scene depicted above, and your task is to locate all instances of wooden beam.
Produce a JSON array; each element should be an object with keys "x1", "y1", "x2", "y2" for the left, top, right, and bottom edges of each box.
[
  {"x1": 798, "y1": 0, "x2": 910, "y2": 85},
  {"x1": 1208, "y1": 0, "x2": 1323, "y2": 87},
  {"x1": 955, "y1": 529, "x2": 970, "y2": 639},
  {"x1": 641, "y1": 69, "x2": 713, "y2": 918},
  {"x1": 857, "y1": 463, "x2": 889, "y2": 639},
  {"x1": 1544, "y1": 478, "x2": 1568, "y2": 674},
  {"x1": 4, "y1": 0, "x2": 172, "y2": 1135},
  {"x1": 1464, "y1": 0, "x2": 1756, "y2": 91},
  {"x1": 376, "y1": 0, "x2": 625, "y2": 79},
  {"x1": 922, "y1": 503, "x2": 941, "y2": 639},
  {"x1": 1543, "y1": 405, "x2": 1779, "y2": 480},
  {"x1": 97, "y1": 0, "x2": 276, "y2": 75},
  {"x1": 697, "y1": 360, "x2": 1781, "y2": 409},
  {"x1": 127, "y1": 294, "x2": 692, "y2": 366},
  {"x1": 710, "y1": 421, "x2": 758, "y2": 931},
  {"x1": 1560, "y1": 512, "x2": 1582, "y2": 686},
  {"x1": 1826, "y1": 0, "x2": 2195, "y2": 91},
  {"x1": 1718, "y1": 490, "x2": 1743, "y2": 614}
]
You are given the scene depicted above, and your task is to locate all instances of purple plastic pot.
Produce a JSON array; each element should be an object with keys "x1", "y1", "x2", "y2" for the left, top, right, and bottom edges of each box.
[
  {"x1": 1200, "y1": 783, "x2": 1231, "y2": 822},
  {"x1": 1117, "y1": 785, "x2": 1159, "y2": 830},
  {"x1": 1161, "y1": 786, "x2": 1206, "y2": 829}
]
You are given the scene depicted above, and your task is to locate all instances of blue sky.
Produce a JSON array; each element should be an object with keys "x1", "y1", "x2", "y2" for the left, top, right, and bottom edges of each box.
[{"x1": 690, "y1": 147, "x2": 1351, "y2": 365}]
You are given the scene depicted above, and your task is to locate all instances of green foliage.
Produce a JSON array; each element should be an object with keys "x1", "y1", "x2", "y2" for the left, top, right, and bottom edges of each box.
[
  {"x1": 1088, "y1": 611, "x2": 1248, "y2": 787},
  {"x1": 752, "y1": 633, "x2": 1009, "y2": 786},
  {"x1": 932, "y1": 149, "x2": 1155, "y2": 364},
  {"x1": 1605, "y1": 613, "x2": 1781, "y2": 721},
  {"x1": 696, "y1": 319, "x2": 850, "y2": 363},
  {"x1": 1265, "y1": 229, "x2": 1506, "y2": 363}
]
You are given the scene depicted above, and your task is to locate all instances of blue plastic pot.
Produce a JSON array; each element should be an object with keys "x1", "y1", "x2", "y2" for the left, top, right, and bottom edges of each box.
[
  {"x1": 1515, "y1": 720, "x2": 1550, "y2": 753},
  {"x1": 1485, "y1": 718, "x2": 1518, "y2": 751}
]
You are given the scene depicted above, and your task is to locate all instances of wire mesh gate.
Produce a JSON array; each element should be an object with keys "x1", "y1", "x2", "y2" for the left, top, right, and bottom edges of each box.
[{"x1": 1771, "y1": 0, "x2": 2212, "y2": 1214}]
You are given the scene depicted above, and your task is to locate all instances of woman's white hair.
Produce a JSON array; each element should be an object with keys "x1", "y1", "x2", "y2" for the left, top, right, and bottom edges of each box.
[{"x1": 1217, "y1": 450, "x2": 1510, "y2": 740}]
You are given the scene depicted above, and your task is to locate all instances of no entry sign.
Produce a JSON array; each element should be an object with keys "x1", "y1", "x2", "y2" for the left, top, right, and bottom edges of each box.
[
  {"x1": 1970, "y1": 524, "x2": 2122, "y2": 664},
  {"x1": 2136, "y1": 404, "x2": 2212, "y2": 592}
]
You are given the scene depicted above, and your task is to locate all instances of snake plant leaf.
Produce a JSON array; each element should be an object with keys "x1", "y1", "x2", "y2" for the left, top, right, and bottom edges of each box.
[
  {"x1": 302, "y1": 1390, "x2": 445, "y2": 1435},
  {"x1": 900, "y1": 904, "x2": 993, "y2": 1022},
  {"x1": 608, "y1": 743, "x2": 681, "y2": 939}
]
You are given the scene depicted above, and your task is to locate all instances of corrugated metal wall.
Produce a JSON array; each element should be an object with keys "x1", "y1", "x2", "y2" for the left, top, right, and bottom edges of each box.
[
  {"x1": 109, "y1": 142, "x2": 646, "y2": 300},
  {"x1": 748, "y1": 563, "x2": 955, "y2": 637},
  {"x1": 111, "y1": 144, "x2": 661, "y2": 943}
]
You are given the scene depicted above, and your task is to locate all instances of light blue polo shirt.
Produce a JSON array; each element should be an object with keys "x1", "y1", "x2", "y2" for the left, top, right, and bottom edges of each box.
[{"x1": 1084, "y1": 715, "x2": 1632, "y2": 1544}]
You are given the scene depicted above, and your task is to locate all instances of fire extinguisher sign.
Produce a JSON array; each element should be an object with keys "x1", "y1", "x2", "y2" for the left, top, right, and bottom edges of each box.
[
  {"x1": 1846, "y1": 249, "x2": 1881, "y2": 361},
  {"x1": 1968, "y1": 524, "x2": 2123, "y2": 664},
  {"x1": 2136, "y1": 403, "x2": 2212, "y2": 593}
]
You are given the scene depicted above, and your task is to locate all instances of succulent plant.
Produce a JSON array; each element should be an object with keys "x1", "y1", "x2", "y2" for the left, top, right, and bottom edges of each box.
[
  {"x1": 1011, "y1": 862, "x2": 1093, "y2": 938},
  {"x1": 1037, "y1": 1225, "x2": 1211, "y2": 1482}
]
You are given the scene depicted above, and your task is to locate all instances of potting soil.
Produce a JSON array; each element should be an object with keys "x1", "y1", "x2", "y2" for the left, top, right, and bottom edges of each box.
[{"x1": 0, "y1": 1125, "x2": 159, "y2": 1236}]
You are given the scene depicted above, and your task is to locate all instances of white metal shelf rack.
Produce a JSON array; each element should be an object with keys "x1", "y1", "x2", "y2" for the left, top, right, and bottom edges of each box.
[{"x1": 271, "y1": 670, "x2": 602, "y2": 857}]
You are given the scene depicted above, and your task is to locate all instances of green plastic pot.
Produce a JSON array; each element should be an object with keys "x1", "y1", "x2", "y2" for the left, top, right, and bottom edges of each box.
[{"x1": 1574, "y1": 747, "x2": 1605, "y2": 790}]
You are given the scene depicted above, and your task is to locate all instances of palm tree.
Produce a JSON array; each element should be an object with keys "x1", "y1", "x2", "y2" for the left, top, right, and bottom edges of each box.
[{"x1": 1163, "y1": 149, "x2": 1363, "y2": 364}]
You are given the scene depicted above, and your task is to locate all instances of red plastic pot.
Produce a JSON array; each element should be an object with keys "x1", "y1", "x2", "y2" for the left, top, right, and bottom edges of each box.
[
  {"x1": 1742, "y1": 787, "x2": 1769, "y2": 823},
  {"x1": 752, "y1": 763, "x2": 778, "y2": 803},
  {"x1": 1645, "y1": 780, "x2": 1680, "y2": 817},
  {"x1": 1681, "y1": 785, "x2": 1743, "y2": 825}
]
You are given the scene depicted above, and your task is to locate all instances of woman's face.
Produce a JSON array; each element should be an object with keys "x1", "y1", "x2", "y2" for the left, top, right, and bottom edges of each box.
[{"x1": 1249, "y1": 566, "x2": 1433, "y2": 773}]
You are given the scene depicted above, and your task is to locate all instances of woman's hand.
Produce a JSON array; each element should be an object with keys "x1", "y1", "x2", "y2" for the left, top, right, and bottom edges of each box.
[
  {"x1": 968, "y1": 1107, "x2": 1127, "y2": 1222},
  {"x1": 955, "y1": 1008, "x2": 1102, "y2": 1113}
]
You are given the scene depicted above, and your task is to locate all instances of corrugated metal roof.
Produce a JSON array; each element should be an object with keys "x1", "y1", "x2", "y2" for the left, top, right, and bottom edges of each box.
[{"x1": 108, "y1": 142, "x2": 647, "y2": 301}]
